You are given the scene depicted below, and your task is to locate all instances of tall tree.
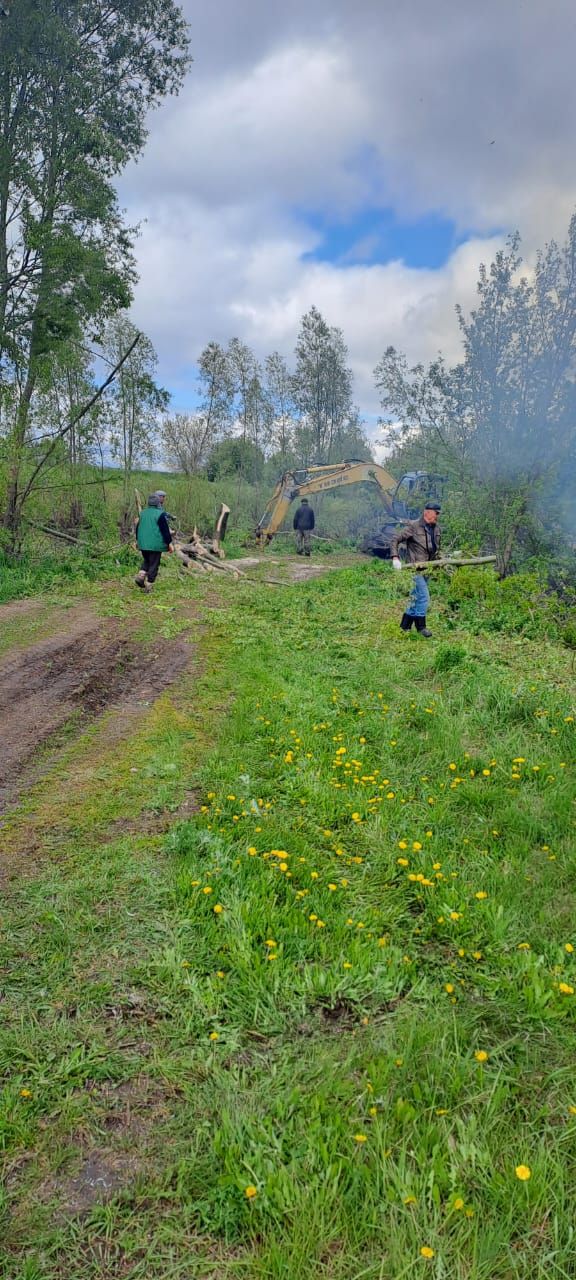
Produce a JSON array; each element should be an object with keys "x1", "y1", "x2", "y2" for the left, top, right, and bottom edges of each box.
[
  {"x1": 162, "y1": 342, "x2": 234, "y2": 476},
  {"x1": 292, "y1": 306, "x2": 354, "y2": 462},
  {"x1": 104, "y1": 316, "x2": 168, "y2": 511},
  {"x1": 264, "y1": 351, "x2": 296, "y2": 460},
  {"x1": 0, "y1": 0, "x2": 190, "y2": 549},
  {"x1": 374, "y1": 220, "x2": 576, "y2": 573},
  {"x1": 162, "y1": 412, "x2": 216, "y2": 476},
  {"x1": 198, "y1": 341, "x2": 234, "y2": 436}
]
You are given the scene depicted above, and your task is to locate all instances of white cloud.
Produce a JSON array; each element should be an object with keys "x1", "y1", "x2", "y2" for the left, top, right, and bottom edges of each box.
[{"x1": 120, "y1": 0, "x2": 576, "y2": 420}]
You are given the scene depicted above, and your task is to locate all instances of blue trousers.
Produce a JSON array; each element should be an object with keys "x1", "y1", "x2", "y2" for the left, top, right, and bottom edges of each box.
[{"x1": 406, "y1": 573, "x2": 430, "y2": 618}]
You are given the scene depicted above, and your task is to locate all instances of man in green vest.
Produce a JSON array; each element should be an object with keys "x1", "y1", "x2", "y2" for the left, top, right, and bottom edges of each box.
[{"x1": 135, "y1": 491, "x2": 174, "y2": 592}]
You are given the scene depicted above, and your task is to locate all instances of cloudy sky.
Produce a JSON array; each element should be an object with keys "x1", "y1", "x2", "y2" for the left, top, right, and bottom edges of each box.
[{"x1": 120, "y1": 0, "x2": 576, "y2": 436}]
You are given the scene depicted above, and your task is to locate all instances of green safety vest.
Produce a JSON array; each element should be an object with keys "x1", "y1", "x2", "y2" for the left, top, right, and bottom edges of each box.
[{"x1": 137, "y1": 506, "x2": 167, "y2": 552}]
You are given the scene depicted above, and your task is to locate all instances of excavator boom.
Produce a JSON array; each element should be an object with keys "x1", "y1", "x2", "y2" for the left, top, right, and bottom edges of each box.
[
  {"x1": 256, "y1": 462, "x2": 397, "y2": 545},
  {"x1": 255, "y1": 460, "x2": 445, "y2": 553}
]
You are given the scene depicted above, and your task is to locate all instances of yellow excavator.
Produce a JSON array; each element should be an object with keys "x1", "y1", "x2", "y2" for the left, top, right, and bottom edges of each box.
[{"x1": 255, "y1": 460, "x2": 445, "y2": 557}]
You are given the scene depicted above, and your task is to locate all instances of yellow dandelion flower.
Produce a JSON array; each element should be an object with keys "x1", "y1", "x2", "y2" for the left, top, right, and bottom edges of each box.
[
  {"x1": 354, "y1": 1133, "x2": 368, "y2": 1143},
  {"x1": 515, "y1": 1164, "x2": 531, "y2": 1181},
  {"x1": 475, "y1": 1050, "x2": 489, "y2": 1063},
  {"x1": 558, "y1": 982, "x2": 574, "y2": 995},
  {"x1": 248, "y1": 846, "x2": 258, "y2": 856},
  {"x1": 475, "y1": 891, "x2": 488, "y2": 900},
  {"x1": 328, "y1": 883, "x2": 338, "y2": 891},
  {"x1": 420, "y1": 1246, "x2": 435, "y2": 1259},
  {"x1": 265, "y1": 939, "x2": 276, "y2": 947},
  {"x1": 203, "y1": 886, "x2": 213, "y2": 895},
  {"x1": 398, "y1": 857, "x2": 409, "y2": 867},
  {"x1": 245, "y1": 1185, "x2": 258, "y2": 1199},
  {"x1": 343, "y1": 961, "x2": 352, "y2": 969},
  {"x1": 453, "y1": 1197, "x2": 464, "y2": 1211},
  {"x1": 20, "y1": 1089, "x2": 32, "y2": 1099},
  {"x1": 404, "y1": 1194, "x2": 417, "y2": 1205},
  {"x1": 369, "y1": 1106, "x2": 377, "y2": 1116},
  {"x1": 445, "y1": 983, "x2": 455, "y2": 994},
  {"x1": 209, "y1": 1032, "x2": 219, "y2": 1041},
  {"x1": 216, "y1": 971, "x2": 225, "y2": 979},
  {"x1": 213, "y1": 904, "x2": 223, "y2": 914},
  {"x1": 565, "y1": 943, "x2": 574, "y2": 954}
]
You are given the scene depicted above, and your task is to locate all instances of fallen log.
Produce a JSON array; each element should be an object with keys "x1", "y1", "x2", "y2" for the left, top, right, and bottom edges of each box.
[
  {"x1": 23, "y1": 518, "x2": 92, "y2": 547},
  {"x1": 406, "y1": 555, "x2": 497, "y2": 571}
]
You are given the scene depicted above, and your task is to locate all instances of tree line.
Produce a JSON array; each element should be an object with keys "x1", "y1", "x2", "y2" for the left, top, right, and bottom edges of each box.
[
  {"x1": 2, "y1": 4, "x2": 576, "y2": 572},
  {"x1": 162, "y1": 307, "x2": 369, "y2": 484}
]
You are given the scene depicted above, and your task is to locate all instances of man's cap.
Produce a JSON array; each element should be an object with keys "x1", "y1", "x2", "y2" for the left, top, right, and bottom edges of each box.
[
  {"x1": 154, "y1": 490, "x2": 167, "y2": 498},
  {"x1": 301, "y1": 497, "x2": 309, "y2": 502},
  {"x1": 424, "y1": 501, "x2": 441, "y2": 512}
]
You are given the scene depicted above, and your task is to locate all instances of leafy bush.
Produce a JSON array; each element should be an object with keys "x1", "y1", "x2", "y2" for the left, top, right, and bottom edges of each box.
[{"x1": 443, "y1": 568, "x2": 561, "y2": 639}]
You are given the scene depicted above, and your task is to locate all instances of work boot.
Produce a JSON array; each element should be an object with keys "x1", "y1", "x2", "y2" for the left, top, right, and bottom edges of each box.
[
  {"x1": 143, "y1": 581, "x2": 153, "y2": 593},
  {"x1": 305, "y1": 550, "x2": 311, "y2": 557},
  {"x1": 134, "y1": 570, "x2": 146, "y2": 589},
  {"x1": 400, "y1": 613, "x2": 415, "y2": 631},
  {"x1": 415, "y1": 616, "x2": 432, "y2": 637}
]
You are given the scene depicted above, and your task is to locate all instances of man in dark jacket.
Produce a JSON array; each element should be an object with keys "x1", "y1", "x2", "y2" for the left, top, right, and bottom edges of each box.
[
  {"x1": 390, "y1": 503, "x2": 441, "y2": 637},
  {"x1": 135, "y1": 491, "x2": 174, "y2": 592},
  {"x1": 293, "y1": 498, "x2": 315, "y2": 556}
]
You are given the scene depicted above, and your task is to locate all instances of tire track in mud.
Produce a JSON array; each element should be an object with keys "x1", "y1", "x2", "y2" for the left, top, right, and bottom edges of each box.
[{"x1": 0, "y1": 604, "x2": 192, "y2": 816}]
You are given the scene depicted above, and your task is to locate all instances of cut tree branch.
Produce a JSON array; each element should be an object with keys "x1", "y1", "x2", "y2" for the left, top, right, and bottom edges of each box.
[
  {"x1": 406, "y1": 555, "x2": 497, "y2": 571},
  {"x1": 18, "y1": 334, "x2": 141, "y2": 510}
]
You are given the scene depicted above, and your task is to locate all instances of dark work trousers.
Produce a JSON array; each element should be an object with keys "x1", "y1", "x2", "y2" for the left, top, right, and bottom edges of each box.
[{"x1": 141, "y1": 550, "x2": 163, "y2": 582}]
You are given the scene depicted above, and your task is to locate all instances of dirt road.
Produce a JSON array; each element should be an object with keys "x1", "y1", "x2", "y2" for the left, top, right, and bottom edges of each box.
[{"x1": 0, "y1": 601, "x2": 191, "y2": 815}]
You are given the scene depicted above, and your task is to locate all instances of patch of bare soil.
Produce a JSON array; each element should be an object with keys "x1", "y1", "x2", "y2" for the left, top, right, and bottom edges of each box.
[
  {"x1": 7, "y1": 1076, "x2": 175, "y2": 1224},
  {"x1": 105, "y1": 789, "x2": 201, "y2": 840},
  {"x1": 291, "y1": 562, "x2": 331, "y2": 581},
  {"x1": 0, "y1": 607, "x2": 191, "y2": 815},
  {"x1": 41, "y1": 1151, "x2": 142, "y2": 1219}
]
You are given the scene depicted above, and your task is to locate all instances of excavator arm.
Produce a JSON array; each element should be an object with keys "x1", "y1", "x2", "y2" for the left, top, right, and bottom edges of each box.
[{"x1": 256, "y1": 461, "x2": 399, "y2": 546}]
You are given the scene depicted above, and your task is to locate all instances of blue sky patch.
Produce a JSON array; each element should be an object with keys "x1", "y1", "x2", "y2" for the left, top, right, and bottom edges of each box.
[{"x1": 300, "y1": 207, "x2": 472, "y2": 271}]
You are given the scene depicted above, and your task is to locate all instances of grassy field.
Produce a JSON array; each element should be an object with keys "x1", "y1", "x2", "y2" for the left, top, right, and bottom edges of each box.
[{"x1": 1, "y1": 558, "x2": 575, "y2": 1279}]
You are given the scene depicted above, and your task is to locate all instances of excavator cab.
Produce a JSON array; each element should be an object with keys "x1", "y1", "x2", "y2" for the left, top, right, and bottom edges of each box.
[
  {"x1": 361, "y1": 471, "x2": 447, "y2": 558},
  {"x1": 391, "y1": 471, "x2": 445, "y2": 521}
]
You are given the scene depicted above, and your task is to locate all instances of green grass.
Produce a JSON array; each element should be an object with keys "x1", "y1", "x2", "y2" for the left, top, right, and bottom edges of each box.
[{"x1": 1, "y1": 562, "x2": 575, "y2": 1279}]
